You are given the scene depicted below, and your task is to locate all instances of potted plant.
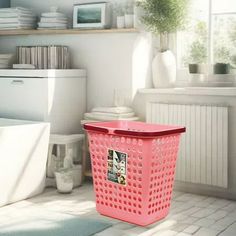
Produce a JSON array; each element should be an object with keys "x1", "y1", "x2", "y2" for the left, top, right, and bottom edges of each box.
[
  {"x1": 137, "y1": 0, "x2": 188, "y2": 88},
  {"x1": 186, "y1": 21, "x2": 208, "y2": 74},
  {"x1": 213, "y1": 63, "x2": 230, "y2": 74},
  {"x1": 188, "y1": 40, "x2": 207, "y2": 74},
  {"x1": 213, "y1": 45, "x2": 231, "y2": 74}
]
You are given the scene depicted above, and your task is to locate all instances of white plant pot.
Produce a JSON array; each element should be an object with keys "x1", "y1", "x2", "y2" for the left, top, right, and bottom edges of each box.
[
  {"x1": 125, "y1": 14, "x2": 134, "y2": 28},
  {"x1": 55, "y1": 169, "x2": 73, "y2": 193},
  {"x1": 152, "y1": 50, "x2": 176, "y2": 88},
  {"x1": 117, "y1": 16, "x2": 125, "y2": 29}
]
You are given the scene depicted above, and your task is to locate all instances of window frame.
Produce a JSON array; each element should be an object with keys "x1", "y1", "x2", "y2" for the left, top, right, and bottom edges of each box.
[{"x1": 176, "y1": 0, "x2": 236, "y2": 79}]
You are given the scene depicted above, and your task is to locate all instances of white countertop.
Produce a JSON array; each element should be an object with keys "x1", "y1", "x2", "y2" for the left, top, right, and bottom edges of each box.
[{"x1": 139, "y1": 87, "x2": 236, "y2": 97}]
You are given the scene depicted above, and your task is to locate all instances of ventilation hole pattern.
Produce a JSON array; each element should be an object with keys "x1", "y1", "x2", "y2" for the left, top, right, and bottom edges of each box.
[
  {"x1": 147, "y1": 134, "x2": 180, "y2": 215},
  {"x1": 88, "y1": 131, "x2": 180, "y2": 219}
]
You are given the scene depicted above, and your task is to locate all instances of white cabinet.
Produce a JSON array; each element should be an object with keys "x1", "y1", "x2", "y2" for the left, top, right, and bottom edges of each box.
[{"x1": 0, "y1": 69, "x2": 86, "y2": 134}]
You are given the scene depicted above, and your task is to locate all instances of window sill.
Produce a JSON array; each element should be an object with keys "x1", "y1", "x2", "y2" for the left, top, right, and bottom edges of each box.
[{"x1": 138, "y1": 87, "x2": 236, "y2": 97}]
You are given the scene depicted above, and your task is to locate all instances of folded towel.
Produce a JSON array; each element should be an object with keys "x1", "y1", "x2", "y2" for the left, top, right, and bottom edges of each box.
[
  {"x1": 0, "y1": 13, "x2": 35, "y2": 18},
  {"x1": 84, "y1": 113, "x2": 139, "y2": 121},
  {"x1": 40, "y1": 17, "x2": 68, "y2": 23},
  {"x1": 88, "y1": 112, "x2": 135, "y2": 118},
  {"x1": 91, "y1": 106, "x2": 133, "y2": 114},
  {"x1": 0, "y1": 17, "x2": 35, "y2": 24},
  {"x1": 0, "y1": 24, "x2": 35, "y2": 29},
  {"x1": 38, "y1": 22, "x2": 67, "y2": 28},
  {"x1": 0, "y1": 22, "x2": 35, "y2": 28},
  {"x1": 0, "y1": 7, "x2": 32, "y2": 13},
  {"x1": 42, "y1": 12, "x2": 66, "y2": 18}
]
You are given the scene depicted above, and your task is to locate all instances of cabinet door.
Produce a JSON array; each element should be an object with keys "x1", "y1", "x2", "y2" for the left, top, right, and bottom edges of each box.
[{"x1": 0, "y1": 77, "x2": 48, "y2": 121}]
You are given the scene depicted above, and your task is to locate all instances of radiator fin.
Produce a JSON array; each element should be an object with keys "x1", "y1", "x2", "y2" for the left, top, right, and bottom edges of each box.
[{"x1": 147, "y1": 103, "x2": 228, "y2": 188}]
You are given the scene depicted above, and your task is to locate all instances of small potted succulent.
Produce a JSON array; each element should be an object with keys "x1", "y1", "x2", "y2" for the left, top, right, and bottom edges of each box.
[{"x1": 187, "y1": 40, "x2": 207, "y2": 74}]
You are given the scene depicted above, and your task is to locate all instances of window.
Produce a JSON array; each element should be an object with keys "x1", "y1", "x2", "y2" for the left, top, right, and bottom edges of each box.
[{"x1": 177, "y1": 0, "x2": 236, "y2": 71}]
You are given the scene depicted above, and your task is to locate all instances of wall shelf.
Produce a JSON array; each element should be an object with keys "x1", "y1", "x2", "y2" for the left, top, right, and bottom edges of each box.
[{"x1": 0, "y1": 28, "x2": 138, "y2": 36}]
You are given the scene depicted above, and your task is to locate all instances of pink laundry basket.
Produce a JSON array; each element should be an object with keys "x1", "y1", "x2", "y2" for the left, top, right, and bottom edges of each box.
[{"x1": 84, "y1": 121, "x2": 185, "y2": 226}]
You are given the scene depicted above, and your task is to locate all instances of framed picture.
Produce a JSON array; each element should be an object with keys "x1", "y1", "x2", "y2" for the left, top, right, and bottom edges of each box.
[{"x1": 73, "y1": 2, "x2": 111, "y2": 29}]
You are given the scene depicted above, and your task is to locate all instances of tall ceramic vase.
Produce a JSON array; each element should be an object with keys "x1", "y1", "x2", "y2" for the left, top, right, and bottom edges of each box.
[
  {"x1": 152, "y1": 33, "x2": 176, "y2": 88},
  {"x1": 152, "y1": 50, "x2": 176, "y2": 88}
]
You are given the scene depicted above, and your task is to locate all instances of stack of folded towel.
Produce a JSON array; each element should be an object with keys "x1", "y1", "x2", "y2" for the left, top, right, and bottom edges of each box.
[
  {"x1": 0, "y1": 7, "x2": 36, "y2": 30},
  {"x1": 38, "y1": 7, "x2": 68, "y2": 29},
  {"x1": 83, "y1": 106, "x2": 139, "y2": 122}
]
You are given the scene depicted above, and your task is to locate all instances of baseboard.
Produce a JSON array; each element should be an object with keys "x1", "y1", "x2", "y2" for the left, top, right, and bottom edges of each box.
[{"x1": 174, "y1": 181, "x2": 236, "y2": 201}]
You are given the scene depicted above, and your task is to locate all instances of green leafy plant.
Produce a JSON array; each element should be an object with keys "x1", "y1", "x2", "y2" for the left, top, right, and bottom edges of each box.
[
  {"x1": 214, "y1": 46, "x2": 231, "y2": 64},
  {"x1": 137, "y1": 0, "x2": 189, "y2": 51},
  {"x1": 229, "y1": 18, "x2": 236, "y2": 45},
  {"x1": 183, "y1": 21, "x2": 207, "y2": 65},
  {"x1": 188, "y1": 41, "x2": 207, "y2": 64}
]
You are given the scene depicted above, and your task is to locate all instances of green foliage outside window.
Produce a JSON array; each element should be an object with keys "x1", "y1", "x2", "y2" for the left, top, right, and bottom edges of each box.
[{"x1": 183, "y1": 21, "x2": 207, "y2": 65}]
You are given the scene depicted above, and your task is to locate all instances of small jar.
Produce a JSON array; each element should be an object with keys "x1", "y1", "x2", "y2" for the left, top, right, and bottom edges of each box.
[
  {"x1": 125, "y1": 14, "x2": 134, "y2": 28},
  {"x1": 117, "y1": 16, "x2": 125, "y2": 29}
]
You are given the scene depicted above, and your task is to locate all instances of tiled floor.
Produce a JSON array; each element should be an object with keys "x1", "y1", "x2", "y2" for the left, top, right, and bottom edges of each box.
[{"x1": 1, "y1": 181, "x2": 236, "y2": 236}]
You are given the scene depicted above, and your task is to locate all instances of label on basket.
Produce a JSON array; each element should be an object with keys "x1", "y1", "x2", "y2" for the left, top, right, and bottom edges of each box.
[{"x1": 107, "y1": 149, "x2": 127, "y2": 186}]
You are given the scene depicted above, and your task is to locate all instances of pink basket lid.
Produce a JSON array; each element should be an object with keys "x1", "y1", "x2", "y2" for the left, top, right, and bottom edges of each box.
[{"x1": 84, "y1": 121, "x2": 185, "y2": 137}]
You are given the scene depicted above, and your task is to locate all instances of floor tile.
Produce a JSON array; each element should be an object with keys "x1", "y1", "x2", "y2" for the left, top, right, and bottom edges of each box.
[
  {"x1": 221, "y1": 203, "x2": 236, "y2": 212},
  {"x1": 183, "y1": 225, "x2": 200, "y2": 234},
  {"x1": 0, "y1": 182, "x2": 236, "y2": 236},
  {"x1": 194, "y1": 197, "x2": 217, "y2": 208},
  {"x1": 208, "y1": 200, "x2": 232, "y2": 210},
  {"x1": 219, "y1": 222, "x2": 236, "y2": 236},
  {"x1": 194, "y1": 227, "x2": 220, "y2": 236},
  {"x1": 207, "y1": 210, "x2": 228, "y2": 220},
  {"x1": 181, "y1": 207, "x2": 202, "y2": 216},
  {"x1": 194, "y1": 218, "x2": 215, "y2": 227},
  {"x1": 170, "y1": 223, "x2": 189, "y2": 232},
  {"x1": 191, "y1": 208, "x2": 216, "y2": 218},
  {"x1": 180, "y1": 216, "x2": 199, "y2": 225},
  {"x1": 176, "y1": 233, "x2": 191, "y2": 236},
  {"x1": 151, "y1": 230, "x2": 177, "y2": 236},
  {"x1": 215, "y1": 216, "x2": 236, "y2": 228}
]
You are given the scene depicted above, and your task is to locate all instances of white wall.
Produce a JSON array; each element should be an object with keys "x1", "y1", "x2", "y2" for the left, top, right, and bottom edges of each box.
[{"x1": 1, "y1": 0, "x2": 152, "y2": 111}]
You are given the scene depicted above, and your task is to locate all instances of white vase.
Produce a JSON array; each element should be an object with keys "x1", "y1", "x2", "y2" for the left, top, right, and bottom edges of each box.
[
  {"x1": 117, "y1": 16, "x2": 125, "y2": 29},
  {"x1": 152, "y1": 50, "x2": 176, "y2": 88},
  {"x1": 125, "y1": 14, "x2": 134, "y2": 28}
]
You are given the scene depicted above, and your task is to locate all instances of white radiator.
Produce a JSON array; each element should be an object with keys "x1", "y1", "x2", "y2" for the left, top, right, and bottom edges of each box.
[{"x1": 147, "y1": 102, "x2": 228, "y2": 188}]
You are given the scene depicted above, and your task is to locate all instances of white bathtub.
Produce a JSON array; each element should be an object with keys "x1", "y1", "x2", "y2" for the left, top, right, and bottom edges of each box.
[{"x1": 0, "y1": 118, "x2": 50, "y2": 207}]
